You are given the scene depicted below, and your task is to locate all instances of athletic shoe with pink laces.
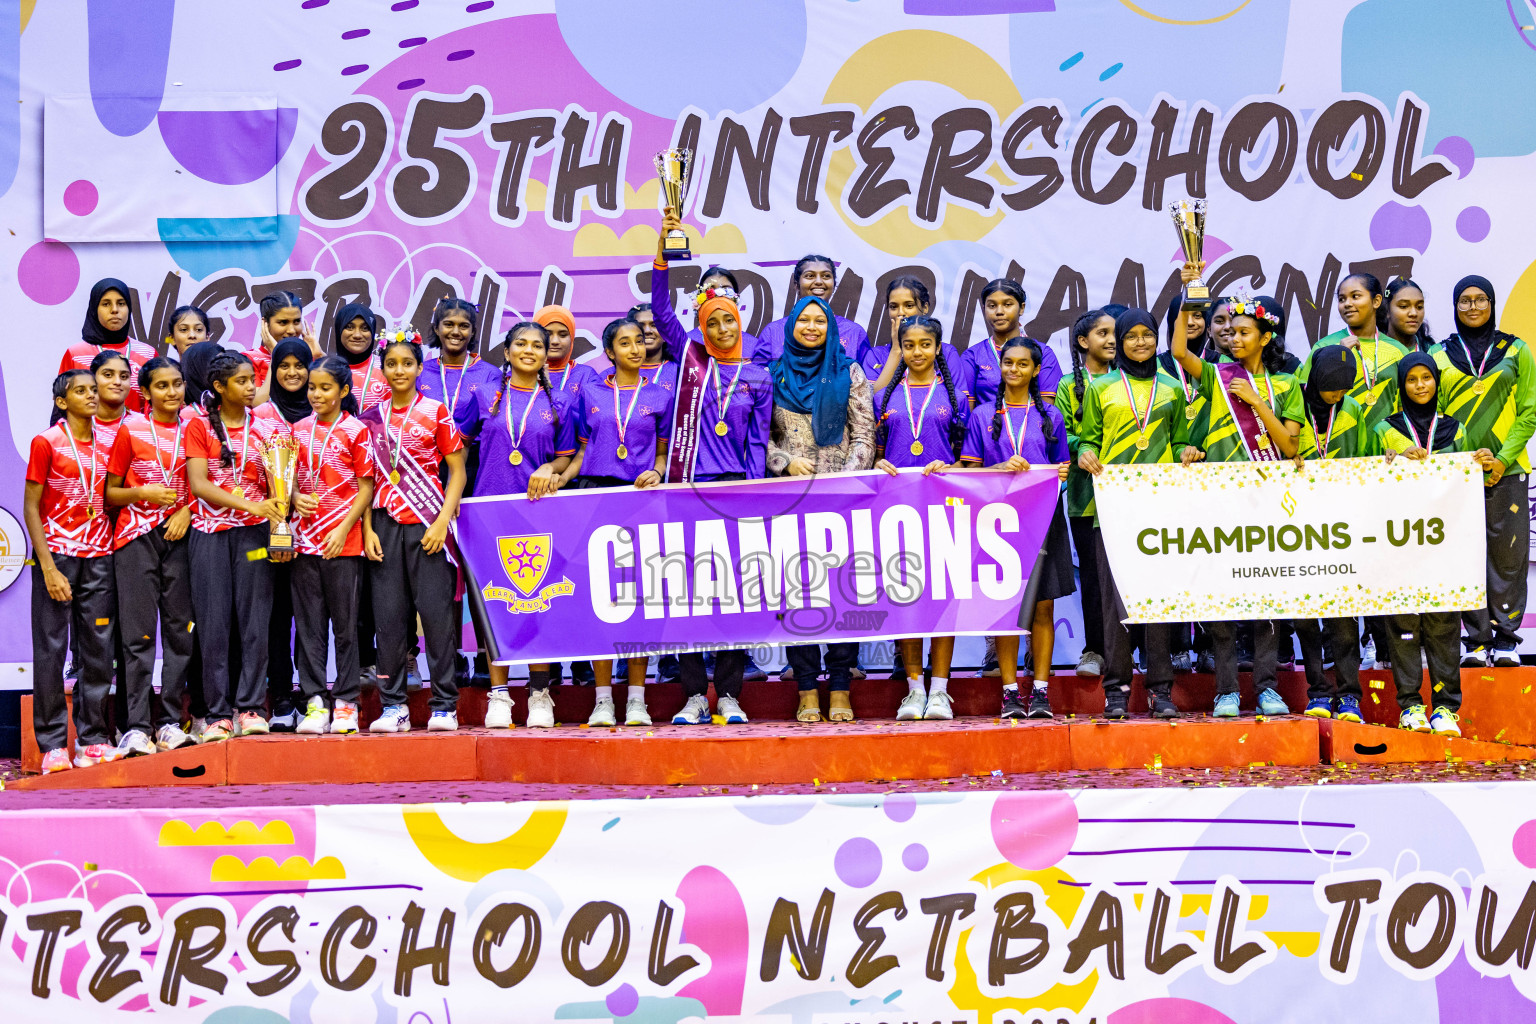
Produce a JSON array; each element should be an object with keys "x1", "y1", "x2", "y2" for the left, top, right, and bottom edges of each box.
[{"x1": 40, "y1": 748, "x2": 70, "y2": 773}]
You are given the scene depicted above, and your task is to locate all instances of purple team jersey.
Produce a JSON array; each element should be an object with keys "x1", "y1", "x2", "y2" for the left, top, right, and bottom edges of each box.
[
  {"x1": 418, "y1": 356, "x2": 501, "y2": 439},
  {"x1": 576, "y1": 378, "x2": 673, "y2": 481},
  {"x1": 680, "y1": 359, "x2": 774, "y2": 480},
  {"x1": 960, "y1": 339, "x2": 1064, "y2": 407},
  {"x1": 473, "y1": 385, "x2": 578, "y2": 496},
  {"x1": 876, "y1": 379, "x2": 970, "y2": 467},
  {"x1": 547, "y1": 361, "x2": 601, "y2": 399},
  {"x1": 960, "y1": 401, "x2": 1069, "y2": 467}
]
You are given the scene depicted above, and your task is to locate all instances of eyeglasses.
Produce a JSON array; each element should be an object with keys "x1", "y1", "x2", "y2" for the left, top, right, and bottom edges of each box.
[{"x1": 1458, "y1": 296, "x2": 1491, "y2": 310}]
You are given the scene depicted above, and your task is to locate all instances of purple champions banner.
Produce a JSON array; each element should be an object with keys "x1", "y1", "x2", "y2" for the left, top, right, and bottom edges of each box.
[{"x1": 455, "y1": 468, "x2": 1062, "y2": 664}]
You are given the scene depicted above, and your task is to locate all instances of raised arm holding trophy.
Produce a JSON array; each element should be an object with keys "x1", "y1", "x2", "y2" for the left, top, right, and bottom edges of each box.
[
  {"x1": 654, "y1": 148, "x2": 694, "y2": 262},
  {"x1": 1170, "y1": 198, "x2": 1210, "y2": 311}
]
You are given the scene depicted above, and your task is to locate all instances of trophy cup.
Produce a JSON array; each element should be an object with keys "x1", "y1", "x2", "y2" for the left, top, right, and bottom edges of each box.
[
  {"x1": 654, "y1": 148, "x2": 694, "y2": 262},
  {"x1": 262, "y1": 435, "x2": 298, "y2": 553},
  {"x1": 1169, "y1": 198, "x2": 1210, "y2": 311}
]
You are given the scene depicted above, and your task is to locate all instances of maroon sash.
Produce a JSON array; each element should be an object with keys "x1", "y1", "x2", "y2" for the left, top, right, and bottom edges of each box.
[
  {"x1": 359, "y1": 405, "x2": 461, "y2": 574},
  {"x1": 665, "y1": 339, "x2": 713, "y2": 483},
  {"x1": 1215, "y1": 362, "x2": 1282, "y2": 462}
]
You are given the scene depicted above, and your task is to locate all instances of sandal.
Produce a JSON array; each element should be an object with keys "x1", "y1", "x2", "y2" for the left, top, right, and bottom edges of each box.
[
  {"x1": 829, "y1": 690, "x2": 854, "y2": 722},
  {"x1": 796, "y1": 690, "x2": 822, "y2": 723}
]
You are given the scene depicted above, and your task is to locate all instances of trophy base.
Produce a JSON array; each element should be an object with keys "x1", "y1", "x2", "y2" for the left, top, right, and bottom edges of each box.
[
  {"x1": 661, "y1": 232, "x2": 692, "y2": 262},
  {"x1": 1180, "y1": 282, "x2": 1212, "y2": 312},
  {"x1": 268, "y1": 529, "x2": 294, "y2": 552}
]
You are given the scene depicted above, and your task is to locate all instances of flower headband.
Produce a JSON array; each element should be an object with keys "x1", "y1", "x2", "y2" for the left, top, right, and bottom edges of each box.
[
  {"x1": 1228, "y1": 294, "x2": 1280, "y2": 329},
  {"x1": 378, "y1": 322, "x2": 423, "y2": 353},
  {"x1": 691, "y1": 284, "x2": 743, "y2": 312}
]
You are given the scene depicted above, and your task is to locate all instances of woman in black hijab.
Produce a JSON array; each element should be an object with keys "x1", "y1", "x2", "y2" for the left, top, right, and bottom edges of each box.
[
  {"x1": 59, "y1": 278, "x2": 157, "y2": 411},
  {"x1": 1433, "y1": 275, "x2": 1534, "y2": 669}
]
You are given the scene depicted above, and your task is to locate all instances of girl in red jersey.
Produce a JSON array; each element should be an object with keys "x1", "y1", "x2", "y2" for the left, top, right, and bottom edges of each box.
[
  {"x1": 290, "y1": 355, "x2": 377, "y2": 735},
  {"x1": 335, "y1": 303, "x2": 392, "y2": 413},
  {"x1": 364, "y1": 335, "x2": 467, "y2": 734},
  {"x1": 185, "y1": 350, "x2": 292, "y2": 742},
  {"x1": 59, "y1": 278, "x2": 157, "y2": 413},
  {"x1": 106, "y1": 357, "x2": 196, "y2": 753},
  {"x1": 249, "y1": 291, "x2": 320, "y2": 395},
  {"x1": 25, "y1": 370, "x2": 120, "y2": 772}
]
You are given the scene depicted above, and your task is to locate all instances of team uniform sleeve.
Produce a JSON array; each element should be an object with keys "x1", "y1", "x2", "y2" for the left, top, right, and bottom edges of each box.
[
  {"x1": 1047, "y1": 406, "x2": 1070, "y2": 463},
  {"x1": 351, "y1": 424, "x2": 376, "y2": 479},
  {"x1": 1054, "y1": 383, "x2": 1084, "y2": 458},
  {"x1": 1077, "y1": 380, "x2": 1104, "y2": 458},
  {"x1": 1497, "y1": 341, "x2": 1536, "y2": 470},
  {"x1": 1277, "y1": 377, "x2": 1305, "y2": 425},
  {"x1": 26, "y1": 435, "x2": 52, "y2": 484},
  {"x1": 959, "y1": 412, "x2": 987, "y2": 464},
  {"x1": 843, "y1": 320, "x2": 872, "y2": 364},
  {"x1": 436, "y1": 403, "x2": 465, "y2": 455},
  {"x1": 744, "y1": 376, "x2": 772, "y2": 479},
  {"x1": 106, "y1": 426, "x2": 135, "y2": 478},
  {"x1": 184, "y1": 417, "x2": 218, "y2": 460},
  {"x1": 1374, "y1": 421, "x2": 1413, "y2": 454},
  {"x1": 554, "y1": 394, "x2": 578, "y2": 457},
  {"x1": 575, "y1": 390, "x2": 592, "y2": 447},
  {"x1": 649, "y1": 261, "x2": 691, "y2": 355},
  {"x1": 1037, "y1": 345, "x2": 1064, "y2": 399}
]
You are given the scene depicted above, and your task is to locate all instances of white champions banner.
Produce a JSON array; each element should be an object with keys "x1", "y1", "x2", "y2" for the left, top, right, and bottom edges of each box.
[{"x1": 1094, "y1": 455, "x2": 1487, "y2": 623}]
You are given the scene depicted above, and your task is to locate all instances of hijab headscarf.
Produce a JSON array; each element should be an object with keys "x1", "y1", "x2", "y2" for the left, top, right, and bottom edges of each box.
[
  {"x1": 1448, "y1": 275, "x2": 1501, "y2": 371},
  {"x1": 1114, "y1": 308, "x2": 1159, "y2": 380},
  {"x1": 333, "y1": 303, "x2": 379, "y2": 367},
  {"x1": 697, "y1": 294, "x2": 742, "y2": 361},
  {"x1": 771, "y1": 296, "x2": 853, "y2": 447},
  {"x1": 1302, "y1": 345, "x2": 1356, "y2": 426},
  {"x1": 179, "y1": 341, "x2": 222, "y2": 406},
  {"x1": 268, "y1": 338, "x2": 314, "y2": 424},
  {"x1": 82, "y1": 277, "x2": 132, "y2": 347},
  {"x1": 534, "y1": 306, "x2": 577, "y2": 369},
  {"x1": 1384, "y1": 352, "x2": 1457, "y2": 451}
]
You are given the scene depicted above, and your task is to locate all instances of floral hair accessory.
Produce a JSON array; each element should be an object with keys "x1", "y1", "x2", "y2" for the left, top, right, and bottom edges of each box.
[
  {"x1": 379, "y1": 322, "x2": 422, "y2": 352},
  {"x1": 1228, "y1": 292, "x2": 1280, "y2": 329},
  {"x1": 691, "y1": 284, "x2": 741, "y2": 312}
]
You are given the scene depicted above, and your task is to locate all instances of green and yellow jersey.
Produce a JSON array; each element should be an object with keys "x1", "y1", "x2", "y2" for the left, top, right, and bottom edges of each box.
[
  {"x1": 1192, "y1": 359, "x2": 1304, "y2": 463},
  {"x1": 1161, "y1": 352, "x2": 1212, "y2": 448},
  {"x1": 1077, "y1": 368, "x2": 1189, "y2": 469},
  {"x1": 1430, "y1": 333, "x2": 1536, "y2": 473},
  {"x1": 1053, "y1": 369, "x2": 1109, "y2": 518},
  {"x1": 1300, "y1": 331, "x2": 1411, "y2": 433},
  {"x1": 1298, "y1": 395, "x2": 1378, "y2": 459},
  {"x1": 1376, "y1": 416, "x2": 1468, "y2": 455}
]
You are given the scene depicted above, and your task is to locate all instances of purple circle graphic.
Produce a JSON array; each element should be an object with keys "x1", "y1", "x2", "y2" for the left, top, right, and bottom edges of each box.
[
  {"x1": 63, "y1": 180, "x2": 98, "y2": 216},
  {"x1": 1456, "y1": 206, "x2": 1491, "y2": 243},
  {"x1": 1433, "y1": 136, "x2": 1475, "y2": 179},
  {"x1": 1368, "y1": 201, "x2": 1432, "y2": 255},
  {"x1": 902, "y1": 843, "x2": 929, "y2": 871},
  {"x1": 834, "y1": 837, "x2": 882, "y2": 888},
  {"x1": 18, "y1": 239, "x2": 80, "y2": 305},
  {"x1": 883, "y1": 793, "x2": 916, "y2": 823},
  {"x1": 606, "y1": 983, "x2": 638, "y2": 1017}
]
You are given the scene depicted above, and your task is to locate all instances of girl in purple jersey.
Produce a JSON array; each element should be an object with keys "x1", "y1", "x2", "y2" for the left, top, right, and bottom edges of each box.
[
  {"x1": 754, "y1": 255, "x2": 871, "y2": 367},
  {"x1": 960, "y1": 337, "x2": 1072, "y2": 720},
  {"x1": 873, "y1": 316, "x2": 967, "y2": 722},
  {"x1": 960, "y1": 278, "x2": 1063, "y2": 407},
  {"x1": 419, "y1": 297, "x2": 500, "y2": 441}
]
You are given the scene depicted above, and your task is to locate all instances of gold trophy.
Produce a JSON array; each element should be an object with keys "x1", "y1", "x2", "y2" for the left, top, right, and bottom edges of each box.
[
  {"x1": 1169, "y1": 198, "x2": 1210, "y2": 310},
  {"x1": 654, "y1": 148, "x2": 694, "y2": 262},
  {"x1": 262, "y1": 435, "x2": 298, "y2": 552}
]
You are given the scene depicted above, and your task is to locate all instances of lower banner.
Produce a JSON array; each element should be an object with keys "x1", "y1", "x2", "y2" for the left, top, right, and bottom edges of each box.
[
  {"x1": 4, "y1": 784, "x2": 1536, "y2": 1022},
  {"x1": 1094, "y1": 455, "x2": 1488, "y2": 623},
  {"x1": 455, "y1": 468, "x2": 1061, "y2": 663}
]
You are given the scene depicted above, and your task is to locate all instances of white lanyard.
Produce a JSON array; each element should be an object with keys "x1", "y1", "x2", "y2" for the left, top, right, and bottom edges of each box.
[
  {"x1": 388, "y1": 395, "x2": 418, "y2": 476},
  {"x1": 710, "y1": 359, "x2": 745, "y2": 436},
  {"x1": 225, "y1": 409, "x2": 251, "y2": 486},
  {"x1": 437, "y1": 357, "x2": 473, "y2": 418},
  {"x1": 150, "y1": 416, "x2": 183, "y2": 485},
  {"x1": 1005, "y1": 403, "x2": 1032, "y2": 456},
  {"x1": 64, "y1": 423, "x2": 99, "y2": 517},
  {"x1": 1405, "y1": 410, "x2": 1440, "y2": 452},
  {"x1": 612, "y1": 379, "x2": 643, "y2": 456},
  {"x1": 504, "y1": 387, "x2": 540, "y2": 453},
  {"x1": 308, "y1": 414, "x2": 343, "y2": 475},
  {"x1": 1309, "y1": 404, "x2": 1337, "y2": 459}
]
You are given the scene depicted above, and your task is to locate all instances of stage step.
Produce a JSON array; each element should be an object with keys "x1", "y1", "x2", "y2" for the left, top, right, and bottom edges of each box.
[{"x1": 1319, "y1": 718, "x2": 1536, "y2": 765}]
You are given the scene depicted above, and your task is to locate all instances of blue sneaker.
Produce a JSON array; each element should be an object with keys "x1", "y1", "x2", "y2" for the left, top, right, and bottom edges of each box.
[
  {"x1": 1303, "y1": 697, "x2": 1333, "y2": 718},
  {"x1": 1335, "y1": 694, "x2": 1363, "y2": 723},
  {"x1": 1213, "y1": 692, "x2": 1240, "y2": 718},
  {"x1": 1257, "y1": 688, "x2": 1290, "y2": 716}
]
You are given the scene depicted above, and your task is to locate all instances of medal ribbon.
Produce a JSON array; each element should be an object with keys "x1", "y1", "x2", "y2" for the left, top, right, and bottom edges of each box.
[
  {"x1": 151, "y1": 415, "x2": 183, "y2": 486},
  {"x1": 308, "y1": 413, "x2": 344, "y2": 475},
  {"x1": 1406, "y1": 410, "x2": 1440, "y2": 452},
  {"x1": 438, "y1": 356, "x2": 475, "y2": 418},
  {"x1": 612, "y1": 378, "x2": 644, "y2": 454},
  {"x1": 710, "y1": 360, "x2": 744, "y2": 433},
  {"x1": 902, "y1": 376, "x2": 940, "y2": 447},
  {"x1": 64, "y1": 423, "x2": 99, "y2": 516},
  {"x1": 1005, "y1": 403, "x2": 1032, "y2": 457},
  {"x1": 1310, "y1": 404, "x2": 1337, "y2": 459},
  {"x1": 1119, "y1": 371, "x2": 1157, "y2": 439},
  {"x1": 388, "y1": 395, "x2": 419, "y2": 477},
  {"x1": 504, "y1": 386, "x2": 541, "y2": 455},
  {"x1": 1460, "y1": 336, "x2": 1502, "y2": 387}
]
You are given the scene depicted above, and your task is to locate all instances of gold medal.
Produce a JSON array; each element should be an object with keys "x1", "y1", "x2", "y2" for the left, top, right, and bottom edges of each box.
[
  {"x1": 715, "y1": 421, "x2": 729, "y2": 437},
  {"x1": 389, "y1": 470, "x2": 400, "y2": 485},
  {"x1": 232, "y1": 486, "x2": 245, "y2": 501},
  {"x1": 1186, "y1": 407, "x2": 1198, "y2": 421},
  {"x1": 1256, "y1": 431, "x2": 1271, "y2": 449},
  {"x1": 87, "y1": 506, "x2": 97, "y2": 519},
  {"x1": 910, "y1": 440, "x2": 924, "y2": 457},
  {"x1": 1473, "y1": 378, "x2": 1488, "y2": 395},
  {"x1": 509, "y1": 450, "x2": 523, "y2": 466},
  {"x1": 1135, "y1": 433, "x2": 1149, "y2": 451},
  {"x1": 617, "y1": 444, "x2": 629, "y2": 460},
  {"x1": 1362, "y1": 391, "x2": 1377, "y2": 406}
]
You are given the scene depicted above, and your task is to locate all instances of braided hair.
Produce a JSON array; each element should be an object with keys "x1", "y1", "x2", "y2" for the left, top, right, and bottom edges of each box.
[
  {"x1": 497, "y1": 321, "x2": 559, "y2": 435},
  {"x1": 308, "y1": 354, "x2": 361, "y2": 417},
  {"x1": 877, "y1": 316, "x2": 965, "y2": 461},
  {"x1": 203, "y1": 349, "x2": 255, "y2": 467},
  {"x1": 50, "y1": 369, "x2": 94, "y2": 425},
  {"x1": 1069, "y1": 309, "x2": 1111, "y2": 421},
  {"x1": 989, "y1": 337, "x2": 1056, "y2": 449}
]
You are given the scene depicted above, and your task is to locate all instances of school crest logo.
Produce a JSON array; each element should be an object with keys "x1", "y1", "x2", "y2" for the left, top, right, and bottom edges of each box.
[{"x1": 484, "y1": 534, "x2": 574, "y2": 613}]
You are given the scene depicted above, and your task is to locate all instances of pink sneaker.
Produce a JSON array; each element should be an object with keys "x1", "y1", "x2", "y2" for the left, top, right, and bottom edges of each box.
[
  {"x1": 73, "y1": 743, "x2": 122, "y2": 768},
  {"x1": 40, "y1": 748, "x2": 71, "y2": 774}
]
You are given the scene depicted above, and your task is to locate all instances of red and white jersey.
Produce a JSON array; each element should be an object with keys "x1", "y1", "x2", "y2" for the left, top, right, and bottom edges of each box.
[
  {"x1": 248, "y1": 345, "x2": 272, "y2": 388},
  {"x1": 373, "y1": 397, "x2": 462, "y2": 526},
  {"x1": 106, "y1": 412, "x2": 190, "y2": 548},
  {"x1": 26, "y1": 423, "x2": 113, "y2": 557},
  {"x1": 92, "y1": 412, "x2": 129, "y2": 459},
  {"x1": 349, "y1": 359, "x2": 391, "y2": 414},
  {"x1": 184, "y1": 411, "x2": 290, "y2": 533},
  {"x1": 292, "y1": 413, "x2": 374, "y2": 556},
  {"x1": 58, "y1": 339, "x2": 158, "y2": 413}
]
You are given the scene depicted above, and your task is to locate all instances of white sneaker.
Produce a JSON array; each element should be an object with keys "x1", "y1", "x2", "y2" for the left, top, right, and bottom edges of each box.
[
  {"x1": 190, "y1": 717, "x2": 209, "y2": 743},
  {"x1": 897, "y1": 690, "x2": 926, "y2": 721},
  {"x1": 370, "y1": 704, "x2": 411, "y2": 733},
  {"x1": 1399, "y1": 704, "x2": 1431, "y2": 733},
  {"x1": 73, "y1": 743, "x2": 121, "y2": 768},
  {"x1": 330, "y1": 701, "x2": 360, "y2": 734},
  {"x1": 717, "y1": 695, "x2": 748, "y2": 724},
  {"x1": 672, "y1": 694, "x2": 710, "y2": 725},
  {"x1": 156, "y1": 723, "x2": 194, "y2": 751},
  {"x1": 428, "y1": 710, "x2": 458, "y2": 731},
  {"x1": 484, "y1": 689, "x2": 513, "y2": 729},
  {"x1": 296, "y1": 696, "x2": 330, "y2": 735},
  {"x1": 923, "y1": 691, "x2": 954, "y2": 721},
  {"x1": 526, "y1": 689, "x2": 555, "y2": 728},
  {"x1": 1430, "y1": 707, "x2": 1461, "y2": 736},
  {"x1": 118, "y1": 729, "x2": 155, "y2": 757},
  {"x1": 269, "y1": 705, "x2": 300, "y2": 732},
  {"x1": 588, "y1": 695, "x2": 616, "y2": 727},
  {"x1": 626, "y1": 694, "x2": 652, "y2": 727},
  {"x1": 406, "y1": 667, "x2": 425, "y2": 690},
  {"x1": 1361, "y1": 638, "x2": 1378, "y2": 670}
]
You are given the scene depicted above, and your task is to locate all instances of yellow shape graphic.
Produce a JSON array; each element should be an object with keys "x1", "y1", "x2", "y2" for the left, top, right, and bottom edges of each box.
[
  {"x1": 1117, "y1": 0, "x2": 1251, "y2": 25},
  {"x1": 702, "y1": 224, "x2": 747, "y2": 253},
  {"x1": 1267, "y1": 931, "x2": 1321, "y2": 957},
  {"x1": 1500, "y1": 256, "x2": 1536, "y2": 345},
  {"x1": 211, "y1": 855, "x2": 345, "y2": 882},
  {"x1": 159, "y1": 819, "x2": 296, "y2": 847},
  {"x1": 574, "y1": 223, "x2": 663, "y2": 258},
  {"x1": 1180, "y1": 893, "x2": 1268, "y2": 918},
  {"x1": 499, "y1": 534, "x2": 552, "y2": 598},
  {"x1": 402, "y1": 803, "x2": 567, "y2": 882}
]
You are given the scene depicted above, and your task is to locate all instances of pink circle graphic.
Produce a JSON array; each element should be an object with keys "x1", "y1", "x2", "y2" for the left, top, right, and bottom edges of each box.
[
  {"x1": 1512, "y1": 820, "x2": 1536, "y2": 867},
  {"x1": 18, "y1": 239, "x2": 80, "y2": 305},
  {"x1": 63, "y1": 180, "x2": 98, "y2": 216},
  {"x1": 990, "y1": 792, "x2": 1079, "y2": 869}
]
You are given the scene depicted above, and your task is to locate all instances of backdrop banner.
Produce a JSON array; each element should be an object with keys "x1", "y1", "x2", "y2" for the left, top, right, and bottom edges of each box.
[
  {"x1": 455, "y1": 468, "x2": 1060, "y2": 664},
  {"x1": 1093, "y1": 454, "x2": 1487, "y2": 623},
  {"x1": 4, "y1": 783, "x2": 1536, "y2": 1022}
]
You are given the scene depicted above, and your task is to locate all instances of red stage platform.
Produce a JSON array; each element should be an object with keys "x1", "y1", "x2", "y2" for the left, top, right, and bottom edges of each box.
[{"x1": 14, "y1": 667, "x2": 1536, "y2": 790}]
